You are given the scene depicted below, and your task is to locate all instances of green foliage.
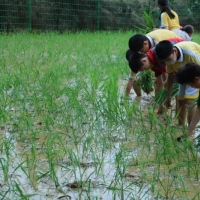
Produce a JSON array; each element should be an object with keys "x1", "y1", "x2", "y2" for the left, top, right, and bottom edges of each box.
[
  {"x1": 151, "y1": 83, "x2": 179, "y2": 106},
  {"x1": 1, "y1": 0, "x2": 200, "y2": 32},
  {"x1": 135, "y1": 70, "x2": 154, "y2": 95},
  {"x1": 0, "y1": 31, "x2": 200, "y2": 199},
  {"x1": 143, "y1": 10, "x2": 156, "y2": 32},
  {"x1": 133, "y1": 10, "x2": 156, "y2": 33}
]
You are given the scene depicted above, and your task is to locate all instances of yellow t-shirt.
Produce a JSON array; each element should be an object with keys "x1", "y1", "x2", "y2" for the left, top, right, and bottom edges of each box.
[
  {"x1": 146, "y1": 29, "x2": 181, "y2": 48},
  {"x1": 167, "y1": 41, "x2": 200, "y2": 73},
  {"x1": 160, "y1": 10, "x2": 180, "y2": 30},
  {"x1": 129, "y1": 29, "x2": 181, "y2": 78}
]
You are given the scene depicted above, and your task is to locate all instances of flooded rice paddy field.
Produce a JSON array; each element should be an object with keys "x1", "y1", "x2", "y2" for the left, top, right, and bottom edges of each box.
[{"x1": 0, "y1": 32, "x2": 200, "y2": 199}]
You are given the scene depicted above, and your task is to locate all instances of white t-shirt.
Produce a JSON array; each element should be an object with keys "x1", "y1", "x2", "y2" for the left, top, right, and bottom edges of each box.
[{"x1": 172, "y1": 29, "x2": 192, "y2": 41}]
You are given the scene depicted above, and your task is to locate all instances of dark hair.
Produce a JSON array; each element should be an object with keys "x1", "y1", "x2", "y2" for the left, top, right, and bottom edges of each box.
[
  {"x1": 155, "y1": 40, "x2": 173, "y2": 59},
  {"x1": 126, "y1": 49, "x2": 132, "y2": 61},
  {"x1": 180, "y1": 25, "x2": 194, "y2": 35},
  {"x1": 158, "y1": 0, "x2": 168, "y2": 6},
  {"x1": 129, "y1": 34, "x2": 148, "y2": 53},
  {"x1": 176, "y1": 62, "x2": 200, "y2": 84},
  {"x1": 128, "y1": 52, "x2": 147, "y2": 73},
  {"x1": 158, "y1": 0, "x2": 175, "y2": 20}
]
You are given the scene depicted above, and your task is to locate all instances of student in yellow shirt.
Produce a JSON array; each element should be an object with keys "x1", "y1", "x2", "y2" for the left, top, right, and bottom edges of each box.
[
  {"x1": 158, "y1": 0, "x2": 181, "y2": 30},
  {"x1": 129, "y1": 41, "x2": 199, "y2": 138},
  {"x1": 176, "y1": 63, "x2": 200, "y2": 141},
  {"x1": 126, "y1": 29, "x2": 182, "y2": 96},
  {"x1": 154, "y1": 41, "x2": 200, "y2": 133}
]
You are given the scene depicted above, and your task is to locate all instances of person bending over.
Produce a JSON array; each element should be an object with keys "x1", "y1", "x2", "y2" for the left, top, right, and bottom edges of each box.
[
  {"x1": 172, "y1": 25, "x2": 194, "y2": 41},
  {"x1": 125, "y1": 49, "x2": 142, "y2": 96},
  {"x1": 154, "y1": 40, "x2": 200, "y2": 130},
  {"x1": 176, "y1": 63, "x2": 200, "y2": 141},
  {"x1": 125, "y1": 29, "x2": 183, "y2": 96},
  {"x1": 130, "y1": 49, "x2": 168, "y2": 113}
]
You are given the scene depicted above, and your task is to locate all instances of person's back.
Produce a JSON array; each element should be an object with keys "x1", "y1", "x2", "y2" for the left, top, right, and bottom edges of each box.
[
  {"x1": 158, "y1": 0, "x2": 180, "y2": 30},
  {"x1": 172, "y1": 25, "x2": 194, "y2": 41},
  {"x1": 146, "y1": 29, "x2": 181, "y2": 48},
  {"x1": 129, "y1": 29, "x2": 182, "y2": 53},
  {"x1": 172, "y1": 29, "x2": 191, "y2": 41},
  {"x1": 160, "y1": 9, "x2": 180, "y2": 30}
]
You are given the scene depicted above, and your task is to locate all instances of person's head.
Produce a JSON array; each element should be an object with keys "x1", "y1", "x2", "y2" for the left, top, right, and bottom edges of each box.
[
  {"x1": 125, "y1": 49, "x2": 132, "y2": 61},
  {"x1": 180, "y1": 25, "x2": 194, "y2": 37},
  {"x1": 157, "y1": 0, "x2": 175, "y2": 20},
  {"x1": 158, "y1": 0, "x2": 168, "y2": 8},
  {"x1": 128, "y1": 52, "x2": 151, "y2": 73},
  {"x1": 176, "y1": 62, "x2": 200, "y2": 88},
  {"x1": 155, "y1": 40, "x2": 177, "y2": 65},
  {"x1": 129, "y1": 34, "x2": 150, "y2": 53}
]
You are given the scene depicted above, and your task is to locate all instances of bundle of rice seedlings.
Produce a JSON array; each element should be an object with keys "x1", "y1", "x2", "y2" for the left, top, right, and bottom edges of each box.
[
  {"x1": 135, "y1": 70, "x2": 154, "y2": 95},
  {"x1": 151, "y1": 83, "x2": 179, "y2": 106}
]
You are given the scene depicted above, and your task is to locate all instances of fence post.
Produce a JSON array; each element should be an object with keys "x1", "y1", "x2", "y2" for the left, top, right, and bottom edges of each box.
[
  {"x1": 96, "y1": 0, "x2": 100, "y2": 31},
  {"x1": 28, "y1": 0, "x2": 32, "y2": 30}
]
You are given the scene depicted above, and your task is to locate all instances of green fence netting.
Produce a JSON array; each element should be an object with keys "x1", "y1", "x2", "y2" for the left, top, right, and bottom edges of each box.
[{"x1": 0, "y1": 0, "x2": 200, "y2": 32}]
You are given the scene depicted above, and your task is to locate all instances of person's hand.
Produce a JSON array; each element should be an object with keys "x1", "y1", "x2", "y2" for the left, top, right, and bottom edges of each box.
[
  {"x1": 165, "y1": 96, "x2": 172, "y2": 108},
  {"x1": 133, "y1": 81, "x2": 142, "y2": 96}
]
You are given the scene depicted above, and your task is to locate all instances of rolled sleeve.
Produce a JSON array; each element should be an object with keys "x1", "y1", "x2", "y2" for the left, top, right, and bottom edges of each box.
[{"x1": 160, "y1": 13, "x2": 168, "y2": 29}]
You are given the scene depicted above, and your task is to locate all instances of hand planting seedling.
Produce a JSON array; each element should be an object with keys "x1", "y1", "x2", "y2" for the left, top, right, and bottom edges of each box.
[{"x1": 135, "y1": 70, "x2": 154, "y2": 95}]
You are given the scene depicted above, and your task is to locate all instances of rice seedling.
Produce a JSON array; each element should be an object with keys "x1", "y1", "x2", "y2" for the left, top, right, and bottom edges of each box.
[
  {"x1": 0, "y1": 157, "x2": 9, "y2": 183},
  {"x1": 0, "y1": 31, "x2": 200, "y2": 199},
  {"x1": 14, "y1": 181, "x2": 36, "y2": 199},
  {"x1": 45, "y1": 133, "x2": 60, "y2": 188},
  {"x1": 151, "y1": 83, "x2": 179, "y2": 106},
  {"x1": 135, "y1": 70, "x2": 154, "y2": 95}
]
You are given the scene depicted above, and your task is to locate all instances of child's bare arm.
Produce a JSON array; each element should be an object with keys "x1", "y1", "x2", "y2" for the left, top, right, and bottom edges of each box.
[
  {"x1": 166, "y1": 72, "x2": 175, "y2": 108},
  {"x1": 188, "y1": 106, "x2": 200, "y2": 139},
  {"x1": 125, "y1": 79, "x2": 142, "y2": 96}
]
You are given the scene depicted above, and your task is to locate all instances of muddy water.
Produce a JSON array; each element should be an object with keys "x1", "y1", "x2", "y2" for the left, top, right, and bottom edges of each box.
[
  {"x1": 0, "y1": 103, "x2": 153, "y2": 200},
  {"x1": 0, "y1": 127, "x2": 153, "y2": 199},
  {"x1": 0, "y1": 77, "x2": 200, "y2": 199},
  {"x1": 120, "y1": 78, "x2": 200, "y2": 199}
]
